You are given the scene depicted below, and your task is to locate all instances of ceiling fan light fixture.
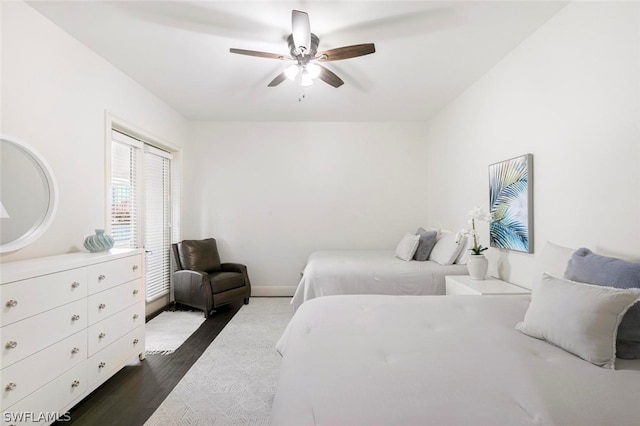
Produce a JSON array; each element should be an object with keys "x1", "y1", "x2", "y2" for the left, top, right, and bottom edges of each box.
[
  {"x1": 301, "y1": 70, "x2": 314, "y2": 87},
  {"x1": 306, "y1": 62, "x2": 321, "y2": 79},
  {"x1": 284, "y1": 64, "x2": 300, "y2": 81}
]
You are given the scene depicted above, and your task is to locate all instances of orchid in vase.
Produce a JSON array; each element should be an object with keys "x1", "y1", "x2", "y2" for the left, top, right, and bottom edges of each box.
[
  {"x1": 456, "y1": 206, "x2": 493, "y2": 256},
  {"x1": 457, "y1": 207, "x2": 492, "y2": 280}
]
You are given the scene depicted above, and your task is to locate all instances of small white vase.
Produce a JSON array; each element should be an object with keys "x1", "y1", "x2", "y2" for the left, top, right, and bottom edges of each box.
[{"x1": 467, "y1": 254, "x2": 488, "y2": 280}]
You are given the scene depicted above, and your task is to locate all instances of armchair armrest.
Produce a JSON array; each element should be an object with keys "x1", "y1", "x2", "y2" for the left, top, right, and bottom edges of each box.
[
  {"x1": 221, "y1": 263, "x2": 252, "y2": 290},
  {"x1": 220, "y1": 262, "x2": 247, "y2": 274},
  {"x1": 174, "y1": 270, "x2": 214, "y2": 313}
]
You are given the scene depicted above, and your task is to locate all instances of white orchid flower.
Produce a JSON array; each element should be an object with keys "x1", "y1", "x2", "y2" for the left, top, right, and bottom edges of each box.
[
  {"x1": 468, "y1": 206, "x2": 492, "y2": 222},
  {"x1": 455, "y1": 229, "x2": 468, "y2": 244},
  {"x1": 462, "y1": 206, "x2": 491, "y2": 255}
]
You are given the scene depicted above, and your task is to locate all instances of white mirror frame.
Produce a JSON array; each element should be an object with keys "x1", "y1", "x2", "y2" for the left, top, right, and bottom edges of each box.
[{"x1": 0, "y1": 135, "x2": 59, "y2": 253}]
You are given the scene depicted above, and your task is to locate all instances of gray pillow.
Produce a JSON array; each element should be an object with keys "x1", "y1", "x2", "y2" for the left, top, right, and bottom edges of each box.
[
  {"x1": 413, "y1": 228, "x2": 438, "y2": 261},
  {"x1": 564, "y1": 248, "x2": 640, "y2": 359}
]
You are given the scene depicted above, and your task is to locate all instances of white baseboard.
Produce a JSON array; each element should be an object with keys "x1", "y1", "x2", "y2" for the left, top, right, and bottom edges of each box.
[{"x1": 251, "y1": 286, "x2": 295, "y2": 297}]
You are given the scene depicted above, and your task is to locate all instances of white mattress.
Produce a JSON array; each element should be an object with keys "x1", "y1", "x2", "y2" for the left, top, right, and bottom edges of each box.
[
  {"x1": 291, "y1": 250, "x2": 468, "y2": 310},
  {"x1": 272, "y1": 295, "x2": 640, "y2": 426}
]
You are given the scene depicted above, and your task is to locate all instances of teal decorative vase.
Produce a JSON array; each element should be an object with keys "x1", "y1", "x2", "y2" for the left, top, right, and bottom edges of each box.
[{"x1": 84, "y1": 229, "x2": 115, "y2": 253}]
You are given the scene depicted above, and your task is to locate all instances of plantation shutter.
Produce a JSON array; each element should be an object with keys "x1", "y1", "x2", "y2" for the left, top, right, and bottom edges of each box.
[
  {"x1": 110, "y1": 130, "x2": 142, "y2": 248},
  {"x1": 144, "y1": 145, "x2": 172, "y2": 302}
]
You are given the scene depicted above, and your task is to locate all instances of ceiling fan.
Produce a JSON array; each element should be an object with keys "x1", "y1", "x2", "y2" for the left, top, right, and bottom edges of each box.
[{"x1": 230, "y1": 10, "x2": 376, "y2": 88}]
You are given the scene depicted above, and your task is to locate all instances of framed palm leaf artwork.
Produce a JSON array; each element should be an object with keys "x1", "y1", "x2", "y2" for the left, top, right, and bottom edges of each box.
[{"x1": 489, "y1": 154, "x2": 533, "y2": 253}]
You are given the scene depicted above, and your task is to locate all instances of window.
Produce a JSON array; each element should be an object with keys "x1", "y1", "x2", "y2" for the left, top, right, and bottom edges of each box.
[
  {"x1": 110, "y1": 130, "x2": 142, "y2": 248},
  {"x1": 109, "y1": 129, "x2": 173, "y2": 302},
  {"x1": 144, "y1": 145, "x2": 172, "y2": 302}
]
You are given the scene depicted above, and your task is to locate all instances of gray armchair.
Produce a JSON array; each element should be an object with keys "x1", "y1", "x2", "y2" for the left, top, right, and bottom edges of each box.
[{"x1": 171, "y1": 238, "x2": 251, "y2": 318}]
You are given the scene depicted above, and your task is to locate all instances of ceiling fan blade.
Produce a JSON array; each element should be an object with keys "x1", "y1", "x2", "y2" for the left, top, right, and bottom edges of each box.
[
  {"x1": 291, "y1": 10, "x2": 311, "y2": 52},
  {"x1": 268, "y1": 72, "x2": 287, "y2": 87},
  {"x1": 317, "y1": 65, "x2": 344, "y2": 88},
  {"x1": 317, "y1": 44, "x2": 376, "y2": 61},
  {"x1": 229, "y1": 48, "x2": 291, "y2": 60}
]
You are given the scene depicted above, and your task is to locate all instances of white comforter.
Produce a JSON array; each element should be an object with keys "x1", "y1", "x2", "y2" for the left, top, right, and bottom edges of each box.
[
  {"x1": 272, "y1": 295, "x2": 640, "y2": 426},
  {"x1": 291, "y1": 250, "x2": 468, "y2": 310}
]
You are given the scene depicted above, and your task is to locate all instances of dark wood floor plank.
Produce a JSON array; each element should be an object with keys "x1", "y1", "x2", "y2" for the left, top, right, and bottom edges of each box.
[{"x1": 56, "y1": 301, "x2": 243, "y2": 426}]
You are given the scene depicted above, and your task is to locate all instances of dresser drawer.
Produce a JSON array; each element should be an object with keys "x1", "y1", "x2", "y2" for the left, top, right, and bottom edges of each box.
[
  {"x1": 1, "y1": 331, "x2": 86, "y2": 412},
  {"x1": 1, "y1": 268, "x2": 87, "y2": 327},
  {"x1": 0, "y1": 299, "x2": 87, "y2": 369},
  {"x1": 87, "y1": 279, "x2": 143, "y2": 325},
  {"x1": 87, "y1": 303, "x2": 144, "y2": 356},
  {"x1": 1, "y1": 361, "x2": 86, "y2": 426},
  {"x1": 87, "y1": 326, "x2": 144, "y2": 389},
  {"x1": 87, "y1": 255, "x2": 142, "y2": 295}
]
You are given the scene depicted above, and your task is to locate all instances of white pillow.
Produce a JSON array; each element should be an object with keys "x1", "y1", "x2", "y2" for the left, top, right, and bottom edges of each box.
[
  {"x1": 531, "y1": 241, "x2": 575, "y2": 291},
  {"x1": 454, "y1": 236, "x2": 472, "y2": 264},
  {"x1": 516, "y1": 273, "x2": 640, "y2": 369},
  {"x1": 428, "y1": 232, "x2": 464, "y2": 265},
  {"x1": 395, "y1": 232, "x2": 420, "y2": 261}
]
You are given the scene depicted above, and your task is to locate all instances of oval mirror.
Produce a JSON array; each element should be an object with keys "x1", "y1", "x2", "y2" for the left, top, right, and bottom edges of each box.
[{"x1": 0, "y1": 136, "x2": 58, "y2": 253}]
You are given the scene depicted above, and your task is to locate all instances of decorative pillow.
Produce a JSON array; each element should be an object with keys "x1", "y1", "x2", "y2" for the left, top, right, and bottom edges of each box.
[
  {"x1": 413, "y1": 228, "x2": 438, "y2": 261},
  {"x1": 564, "y1": 248, "x2": 640, "y2": 359},
  {"x1": 428, "y1": 232, "x2": 464, "y2": 266},
  {"x1": 454, "y1": 236, "x2": 471, "y2": 264},
  {"x1": 395, "y1": 232, "x2": 420, "y2": 261},
  {"x1": 516, "y1": 273, "x2": 640, "y2": 369}
]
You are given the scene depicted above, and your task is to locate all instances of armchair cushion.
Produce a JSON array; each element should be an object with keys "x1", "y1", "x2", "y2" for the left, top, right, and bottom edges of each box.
[
  {"x1": 178, "y1": 238, "x2": 221, "y2": 273},
  {"x1": 210, "y1": 272, "x2": 246, "y2": 294}
]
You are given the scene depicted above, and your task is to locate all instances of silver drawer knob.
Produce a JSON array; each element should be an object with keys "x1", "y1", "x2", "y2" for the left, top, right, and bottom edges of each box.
[
  {"x1": 71, "y1": 281, "x2": 80, "y2": 288},
  {"x1": 133, "y1": 314, "x2": 139, "y2": 320},
  {"x1": 71, "y1": 380, "x2": 80, "y2": 388},
  {"x1": 132, "y1": 265, "x2": 139, "y2": 271},
  {"x1": 5, "y1": 300, "x2": 18, "y2": 308},
  {"x1": 5, "y1": 383, "x2": 17, "y2": 391},
  {"x1": 133, "y1": 338, "x2": 139, "y2": 345},
  {"x1": 71, "y1": 347, "x2": 80, "y2": 354},
  {"x1": 98, "y1": 332, "x2": 106, "y2": 339},
  {"x1": 98, "y1": 274, "x2": 106, "y2": 281},
  {"x1": 5, "y1": 341, "x2": 17, "y2": 349},
  {"x1": 71, "y1": 314, "x2": 80, "y2": 321},
  {"x1": 98, "y1": 362, "x2": 106, "y2": 369},
  {"x1": 98, "y1": 303, "x2": 106, "y2": 310},
  {"x1": 132, "y1": 289, "x2": 139, "y2": 295}
]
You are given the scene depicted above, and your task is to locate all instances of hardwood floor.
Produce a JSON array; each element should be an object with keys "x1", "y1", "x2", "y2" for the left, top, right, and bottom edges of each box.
[{"x1": 57, "y1": 301, "x2": 244, "y2": 426}]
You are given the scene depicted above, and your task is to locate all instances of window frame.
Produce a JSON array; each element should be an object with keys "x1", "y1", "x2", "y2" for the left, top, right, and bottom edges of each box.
[{"x1": 105, "y1": 112, "x2": 182, "y2": 303}]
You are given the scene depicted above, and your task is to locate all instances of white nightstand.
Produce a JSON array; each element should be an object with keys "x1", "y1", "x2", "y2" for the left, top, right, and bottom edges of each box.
[{"x1": 445, "y1": 275, "x2": 531, "y2": 296}]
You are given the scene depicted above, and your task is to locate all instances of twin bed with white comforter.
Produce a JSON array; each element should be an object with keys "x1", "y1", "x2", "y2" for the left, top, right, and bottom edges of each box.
[
  {"x1": 272, "y1": 295, "x2": 640, "y2": 425},
  {"x1": 272, "y1": 243, "x2": 640, "y2": 425},
  {"x1": 291, "y1": 250, "x2": 468, "y2": 310}
]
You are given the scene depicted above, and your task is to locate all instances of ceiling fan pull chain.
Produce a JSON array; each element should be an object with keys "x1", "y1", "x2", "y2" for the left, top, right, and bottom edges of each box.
[{"x1": 298, "y1": 84, "x2": 307, "y2": 102}]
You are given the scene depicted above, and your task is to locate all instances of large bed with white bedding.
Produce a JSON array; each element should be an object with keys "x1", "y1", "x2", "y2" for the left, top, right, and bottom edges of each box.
[
  {"x1": 272, "y1": 294, "x2": 640, "y2": 426},
  {"x1": 291, "y1": 250, "x2": 468, "y2": 310}
]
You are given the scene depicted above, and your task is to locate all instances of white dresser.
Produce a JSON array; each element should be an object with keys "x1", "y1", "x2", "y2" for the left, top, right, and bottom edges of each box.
[{"x1": 0, "y1": 249, "x2": 145, "y2": 426}]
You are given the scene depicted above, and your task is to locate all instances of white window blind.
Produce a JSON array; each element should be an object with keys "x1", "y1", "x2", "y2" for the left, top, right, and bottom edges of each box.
[
  {"x1": 110, "y1": 130, "x2": 142, "y2": 249},
  {"x1": 144, "y1": 145, "x2": 172, "y2": 302}
]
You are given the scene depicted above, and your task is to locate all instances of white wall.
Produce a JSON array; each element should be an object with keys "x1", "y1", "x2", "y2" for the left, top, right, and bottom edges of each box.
[
  {"x1": 425, "y1": 1, "x2": 640, "y2": 288},
  {"x1": 1, "y1": 1, "x2": 189, "y2": 263},
  {"x1": 184, "y1": 122, "x2": 429, "y2": 294}
]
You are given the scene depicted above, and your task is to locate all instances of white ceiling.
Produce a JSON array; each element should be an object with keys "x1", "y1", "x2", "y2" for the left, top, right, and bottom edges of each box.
[{"x1": 27, "y1": 1, "x2": 567, "y2": 121}]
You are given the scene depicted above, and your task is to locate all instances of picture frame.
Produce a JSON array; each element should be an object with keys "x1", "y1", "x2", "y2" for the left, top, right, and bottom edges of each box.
[{"x1": 489, "y1": 153, "x2": 533, "y2": 253}]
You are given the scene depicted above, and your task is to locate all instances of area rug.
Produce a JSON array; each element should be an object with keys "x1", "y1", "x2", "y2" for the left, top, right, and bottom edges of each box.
[
  {"x1": 145, "y1": 310, "x2": 207, "y2": 355},
  {"x1": 144, "y1": 297, "x2": 293, "y2": 425}
]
